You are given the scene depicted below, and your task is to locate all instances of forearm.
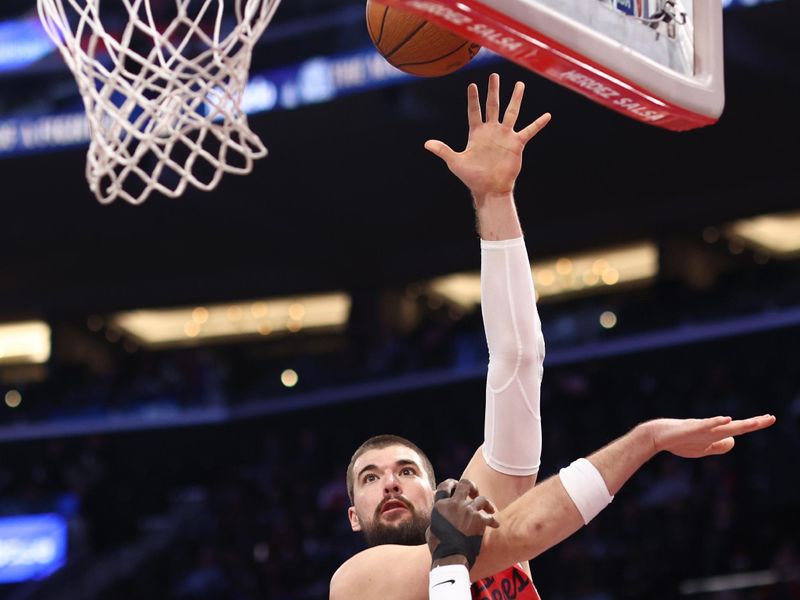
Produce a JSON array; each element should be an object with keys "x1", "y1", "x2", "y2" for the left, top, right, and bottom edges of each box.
[
  {"x1": 473, "y1": 423, "x2": 658, "y2": 578},
  {"x1": 480, "y1": 235, "x2": 542, "y2": 371},
  {"x1": 480, "y1": 235, "x2": 544, "y2": 477},
  {"x1": 472, "y1": 474, "x2": 582, "y2": 579}
]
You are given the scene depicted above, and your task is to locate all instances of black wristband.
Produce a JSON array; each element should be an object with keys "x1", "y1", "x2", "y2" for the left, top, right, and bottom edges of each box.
[{"x1": 430, "y1": 506, "x2": 483, "y2": 569}]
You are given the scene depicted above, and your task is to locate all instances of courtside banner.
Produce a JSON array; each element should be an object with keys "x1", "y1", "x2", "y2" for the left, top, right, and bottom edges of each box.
[{"x1": 375, "y1": 0, "x2": 721, "y2": 131}]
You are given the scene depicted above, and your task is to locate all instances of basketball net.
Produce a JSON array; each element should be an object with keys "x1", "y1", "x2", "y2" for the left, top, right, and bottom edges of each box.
[{"x1": 37, "y1": 0, "x2": 281, "y2": 204}]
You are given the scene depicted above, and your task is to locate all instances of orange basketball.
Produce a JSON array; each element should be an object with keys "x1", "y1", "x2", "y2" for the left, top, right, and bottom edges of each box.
[{"x1": 365, "y1": 0, "x2": 481, "y2": 77}]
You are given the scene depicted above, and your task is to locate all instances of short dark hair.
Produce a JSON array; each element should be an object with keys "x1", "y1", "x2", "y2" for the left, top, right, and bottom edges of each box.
[{"x1": 346, "y1": 434, "x2": 436, "y2": 503}]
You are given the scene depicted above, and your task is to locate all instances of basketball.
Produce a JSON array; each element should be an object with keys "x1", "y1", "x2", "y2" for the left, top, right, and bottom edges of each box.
[{"x1": 365, "y1": 0, "x2": 481, "y2": 77}]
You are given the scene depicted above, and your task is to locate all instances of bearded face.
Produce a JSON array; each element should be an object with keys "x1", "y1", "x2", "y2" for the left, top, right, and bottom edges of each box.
[
  {"x1": 360, "y1": 495, "x2": 431, "y2": 547},
  {"x1": 347, "y1": 445, "x2": 436, "y2": 547}
]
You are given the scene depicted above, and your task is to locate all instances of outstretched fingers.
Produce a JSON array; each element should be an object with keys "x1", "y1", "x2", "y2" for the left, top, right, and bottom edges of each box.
[
  {"x1": 696, "y1": 415, "x2": 775, "y2": 456},
  {"x1": 713, "y1": 414, "x2": 776, "y2": 438},
  {"x1": 706, "y1": 415, "x2": 733, "y2": 428},
  {"x1": 467, "y1": 83, "x2": 482, "y2": 129},
  {"x1": 502, "y1": 81, "x2": 525, "y2": 129},
  {"x1": 689, "y1": 416, "x2": 732, "y2": 435},
  {"x1": 485, "y1": 73, "x2": 500, "y2": 122},
  {"x1": 519, "y1": 112, "x2": 552, "y2": 143}
]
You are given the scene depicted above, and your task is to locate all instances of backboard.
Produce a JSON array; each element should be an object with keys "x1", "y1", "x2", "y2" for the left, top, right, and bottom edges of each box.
[{"x1": 375, "y1": 0, "x2": 724, "y2": 130}]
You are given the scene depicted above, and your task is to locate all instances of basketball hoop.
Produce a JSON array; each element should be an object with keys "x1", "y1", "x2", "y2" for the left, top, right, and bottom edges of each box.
[{"x1": 37, "y1": 0, "x2": 282, "y2": 204}]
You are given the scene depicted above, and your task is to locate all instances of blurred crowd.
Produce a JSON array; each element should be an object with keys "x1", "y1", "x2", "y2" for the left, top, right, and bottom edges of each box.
[{"x1": 2, "y1": 256, "x2": 799, "y2": 430}]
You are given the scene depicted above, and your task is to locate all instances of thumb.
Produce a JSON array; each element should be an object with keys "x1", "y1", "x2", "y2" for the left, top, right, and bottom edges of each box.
[
  {"x1": 424, "y1": 139, "x2": 457, "y2": 164},
  {"x1": 705, "y1": 437, "x2": 735, "y2": 456}
]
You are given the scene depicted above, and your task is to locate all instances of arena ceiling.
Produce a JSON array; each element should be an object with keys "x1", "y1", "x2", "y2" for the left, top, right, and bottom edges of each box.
[{"x1": 0, "y1": 0, "x2": 797, "y2": 316}]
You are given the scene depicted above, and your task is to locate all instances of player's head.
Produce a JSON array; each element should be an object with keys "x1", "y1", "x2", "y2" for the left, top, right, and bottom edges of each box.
[{"x1": 346, "y1": 434, "x2": 436, "y2": 547}]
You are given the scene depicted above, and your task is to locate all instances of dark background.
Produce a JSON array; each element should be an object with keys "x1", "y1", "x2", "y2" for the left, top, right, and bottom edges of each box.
[{"x1": 0, "y1": 0, "x2": 797, "y2": 315}]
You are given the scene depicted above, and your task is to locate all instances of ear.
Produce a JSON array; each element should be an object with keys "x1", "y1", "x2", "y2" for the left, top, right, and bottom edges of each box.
[{"x1": 347, "y1": 506, "x2": 362, "y2": 532}]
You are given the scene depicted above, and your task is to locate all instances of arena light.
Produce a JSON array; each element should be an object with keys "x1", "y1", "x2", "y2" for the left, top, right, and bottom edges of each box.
[
  {"x1": 0, "y1": 18, "x2": 56, "y2": 73},
  {"x1": 0, "y1": 514, "x2": 67, "y2": 583},
  {"x1": 427, "y1": 242, "x2": 658, "y2": 308},
  {"x1": 111, "y1": 293, "x2": 351, "y2": 349},
  {"x1": 722, "y1": 0, "x2": 783, "y2": 7},
  {"x1": 725, "y1": 211, "x2": 800, "y2": 258},
  {"x1": 679, "y1": 569, "x2": 780, "y2": 595},
  {"x1": 0, "y1": 321, "x2": 51, "y2": 365}
]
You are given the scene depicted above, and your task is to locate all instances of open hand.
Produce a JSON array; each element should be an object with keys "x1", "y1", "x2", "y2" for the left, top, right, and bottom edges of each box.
[
  {"x1": 424, "y1": 73, "x2": 550, "y2": 203},
  {"x1": 650, "y1": 414, "x2": 776, "y2": 458}
]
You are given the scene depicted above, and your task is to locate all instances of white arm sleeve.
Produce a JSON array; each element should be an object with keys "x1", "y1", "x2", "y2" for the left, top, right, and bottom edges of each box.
[{"x1": 480, "y1": 237, "x2": 545, "y2": 476}]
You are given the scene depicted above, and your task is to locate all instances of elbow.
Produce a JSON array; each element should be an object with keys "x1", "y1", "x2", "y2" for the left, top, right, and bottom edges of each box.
[
  {"x1": 492, "y1": 336, "x2": 544, "y2": 371},
  {"x1": 518, "y1": 347, "x2": 543, "y2": 369},
  {"x1": 518, "y1": 344, "x2": 544, "y2": 379},
  {"x1": 519, "y1": 319, "x2": 546, "y2": 371},
  {"x1": 487, "y1": 346, "x2": 544, "y2": 389}
]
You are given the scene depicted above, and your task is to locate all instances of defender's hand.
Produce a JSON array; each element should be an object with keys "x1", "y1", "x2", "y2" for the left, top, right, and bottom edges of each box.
[{"x1": 426, "y1": 478, "x2": 499, "y2": 568}]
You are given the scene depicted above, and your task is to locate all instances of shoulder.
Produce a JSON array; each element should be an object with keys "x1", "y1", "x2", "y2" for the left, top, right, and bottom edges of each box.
[{"x1": 330, "y1": 544, "x2": 431, "y2": 600}]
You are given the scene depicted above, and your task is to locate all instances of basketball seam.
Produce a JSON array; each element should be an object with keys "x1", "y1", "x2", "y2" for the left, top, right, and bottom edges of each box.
[
  {"x1": 394, "y1": 40, "x2": 471, "y2": 68},
  {"x1": 384, "y1": 16, "x2": 429, "y2": 59},
  {"x1": 376, "y1": 5, "x2": 388, "y2": 46}
]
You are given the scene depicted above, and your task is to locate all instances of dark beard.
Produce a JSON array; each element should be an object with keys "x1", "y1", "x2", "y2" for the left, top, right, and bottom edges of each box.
[{"x1": 362, "y1": 513, "x2": 429, "y2": 547}]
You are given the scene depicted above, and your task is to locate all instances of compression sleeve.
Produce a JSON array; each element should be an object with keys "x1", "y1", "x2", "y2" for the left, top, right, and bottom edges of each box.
[{"x1": 480, "y1": 237, "x2": 545, "y2": 476}]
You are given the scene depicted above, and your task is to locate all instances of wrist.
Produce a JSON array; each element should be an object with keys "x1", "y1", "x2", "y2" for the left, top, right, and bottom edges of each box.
[
  {"x1": 634, "y1": 421, "x2": 660, "y2": 459},
  {"x1": 473, "y1": 193, "x2": 523, "y2": 240},
  {"x1": 472, "y1": 190, "x2": 515, "y2": 208}
]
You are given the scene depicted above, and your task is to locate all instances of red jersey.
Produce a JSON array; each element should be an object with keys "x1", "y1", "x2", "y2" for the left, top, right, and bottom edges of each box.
[{"x1": 471, "y1": 564, "x2": 541, "y2": 600}]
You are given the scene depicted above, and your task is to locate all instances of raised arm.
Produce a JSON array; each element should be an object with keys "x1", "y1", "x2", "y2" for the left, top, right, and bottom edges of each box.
[
  {"x1": 424, "y1": 74, "x2": 550, "y2": 241},
  {"x1": 426, "y1": 74, "x2": 551, "y2": 511}
]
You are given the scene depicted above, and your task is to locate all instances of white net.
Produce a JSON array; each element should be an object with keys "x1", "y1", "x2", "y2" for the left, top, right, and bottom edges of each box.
[{"x1": 37, "y1": 0, "x2": 281, "y2": 204}]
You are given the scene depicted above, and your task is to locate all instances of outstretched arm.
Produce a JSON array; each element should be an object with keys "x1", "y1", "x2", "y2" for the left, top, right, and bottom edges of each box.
[
  {"x1": 473, "y1": 414, "x2": 776, "y2": 578},
  {"x1": 331, "y1": 414, "x2": 775, "y2": 600},
  {"x1": 426, "y1": 74, "x2": 551, "y2": 510}
]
